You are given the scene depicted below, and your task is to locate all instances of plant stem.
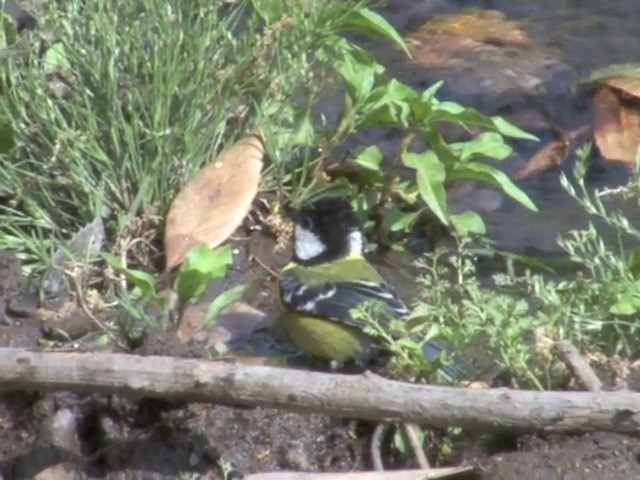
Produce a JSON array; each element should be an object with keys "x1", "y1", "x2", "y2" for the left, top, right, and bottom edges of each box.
[{"x1": 373, "y1": 129, "x2": 417, "y2": 249}]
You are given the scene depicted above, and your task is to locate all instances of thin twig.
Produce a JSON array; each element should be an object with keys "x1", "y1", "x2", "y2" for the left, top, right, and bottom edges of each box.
[
  {"x1": 554, "y1": 340, "x2": 603, "y2": 392},
  {"x1": 370, "y1": 422, "x2": 391, "y2": 471},
  {"x1": 250, "y1": 254, "x2": 279, "y2": 278},
  {"x1": 373, "y1": 130, "x2": 417, "y2": 247},
  {"x1": 402, "y1": 423, "x2": 430, "y2": 469}
]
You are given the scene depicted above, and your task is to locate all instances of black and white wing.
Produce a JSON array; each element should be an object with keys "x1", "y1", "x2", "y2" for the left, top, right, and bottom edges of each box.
[{"x1": 279, "y1": 271, "x2": 408, "y2": 328}]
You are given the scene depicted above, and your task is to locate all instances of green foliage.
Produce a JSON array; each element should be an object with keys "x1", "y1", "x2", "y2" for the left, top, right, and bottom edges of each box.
[
  {"x1": 104, "y1": 244, "x2": 243, "y2": 330},
  {"x1": 0, "y1": 0, "x2": 361, "y2": 267},
  {"x1": 272, "y1": 20, "x2": 538, "y2": 246}
]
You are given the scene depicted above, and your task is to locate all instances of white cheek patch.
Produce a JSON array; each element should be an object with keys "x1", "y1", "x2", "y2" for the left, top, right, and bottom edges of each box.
[
  {"x1": 347, "y1": 230, "x2": 364, "y2": 255},
  {"x1": 294, "y1": 226, "x2": 326, "y2": 261}
]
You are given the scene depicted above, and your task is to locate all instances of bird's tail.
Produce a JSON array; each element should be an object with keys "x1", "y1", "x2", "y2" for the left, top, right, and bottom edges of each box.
[{"x1": 422, "y1": 341, "x2": 477, "y2": 384}]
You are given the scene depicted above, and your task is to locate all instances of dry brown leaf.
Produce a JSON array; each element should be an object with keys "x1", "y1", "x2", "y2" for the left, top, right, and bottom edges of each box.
[
  {"x1": 515, "y1": 139, "x2": 568, "y2": 180},
  {"x1": 164, "y1": 132, "x2": 265, "y2": 271},
  {"x1": 597, "y1": 76, "x2": 640, "y2": 100},
  {"x1": 593, "y1": 87, "x2": 640, "y2": 170}
]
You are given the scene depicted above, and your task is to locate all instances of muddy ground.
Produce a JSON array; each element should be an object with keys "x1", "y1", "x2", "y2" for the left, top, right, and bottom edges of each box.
[
  {"x1": 2, "y1": 241, "x2": 640, "y2": 480},
  {"x1": 3, "y1": 0, "x2": 640, "y2": 478}
]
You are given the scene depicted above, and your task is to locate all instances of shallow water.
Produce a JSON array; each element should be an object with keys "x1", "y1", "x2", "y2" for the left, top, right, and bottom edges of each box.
[{"x1": 330, "y1": 0, "x2": 640, "y2": 255}]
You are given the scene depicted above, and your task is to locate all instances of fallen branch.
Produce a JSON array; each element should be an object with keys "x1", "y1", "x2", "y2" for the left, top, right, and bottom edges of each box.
[
  {"x1": 555, "y1": 340, "x2": 603, "y2": 392},
  {"x1": 0, "y1": 348, "x2": 639, "y2": 434}
]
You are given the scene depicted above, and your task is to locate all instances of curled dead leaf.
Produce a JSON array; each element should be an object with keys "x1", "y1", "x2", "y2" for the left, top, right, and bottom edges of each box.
[
  {"x1": 593, "y1": 87, "x2": 640, "y2": 170},
  {"x1": 515, "y1": 139, "x2": 568, "y2": 180},
  {"x1": 599, "y1": 77, "x2": 640, "y2": 100},
  {"x1": 164, "y1": 132, "x2": 265, "y2": 271}
]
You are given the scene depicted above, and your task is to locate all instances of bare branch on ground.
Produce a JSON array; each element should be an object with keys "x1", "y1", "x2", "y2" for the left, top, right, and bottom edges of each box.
[{"x1": 0, "y1": 348, "x2": 638, "y2": 434}]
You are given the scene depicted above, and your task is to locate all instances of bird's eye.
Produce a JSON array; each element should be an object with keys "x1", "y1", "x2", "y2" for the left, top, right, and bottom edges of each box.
[{"x1": 299, "y1": 216, "x2": 313, "y2": 230}]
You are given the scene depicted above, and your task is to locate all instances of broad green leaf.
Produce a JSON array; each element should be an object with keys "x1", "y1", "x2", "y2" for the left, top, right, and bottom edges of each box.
[
  {"x1": 202, "y1": 283, "x2": 250, "y2": 325},
  {"x1": 353, "y1": 145, "x2": 383, "y2": 170},
  {"x1": 382, "y1": 207, "x2": 421, "y2": 233},
  {"x1": 359, "y1": 79, "x2": 416, "y2": 127},
  {"x1": 450, "y1": 132, "x2": 512, "y2": 162},
  {"x1": 450, "y1": 211, "x2": 486, "y2": 236},
  {"x1": 102, "y1": 253, "x2": 157, "y2": 298},
  {"x1": 333, "y1": 45, "x2": 380, "y2": 102},
  {"x1": 423, "y1": 129, "x2": 458, "y2": 165},
  {"x1": 174, "y1": 269, "x2": 210, "y2": 303},
  {"x1": 174, "y1": 245, "x2": 233, "y2": 302},
  {"x1": 449, "y1": 162, "x2": 537, "y2": 211},
  {"x1": 341, "y1": 7, "x2": 411, "y2": 57},
  {"x1": 430, "y1": 101, "x2": 538, "y2": 141},
  {"x1": 403, "y1": 150, "x2": 449, "y2": 225},
  {"x1": 412, "y1": 81, "x2": 443, "y2": 122},
  {"x1": 180, "y1": 244, "x2": 233, "y2": 278},
  {"x1": 349, "y1": 145, "x2": 384, "y2": 183}
]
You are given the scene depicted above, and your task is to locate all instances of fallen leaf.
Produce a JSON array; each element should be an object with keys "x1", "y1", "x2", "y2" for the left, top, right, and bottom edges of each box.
[
  {"x1": 515, "y1": 139, "x2": 568, "y2": 179},
  {"x1": 592, "y1": 87, "x2": 640, "y2": 169},
  {"x1": 164, "y1": 132, "x2": 265, "y2": 271},
  {"x1": 599, "y1": 77, "x2": 640, "y2": 100}
]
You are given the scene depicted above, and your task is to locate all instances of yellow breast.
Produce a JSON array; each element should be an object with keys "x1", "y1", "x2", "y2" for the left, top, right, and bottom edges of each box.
[{"x1": 282, "y1": 311, "x2": 372, "y2": 363}]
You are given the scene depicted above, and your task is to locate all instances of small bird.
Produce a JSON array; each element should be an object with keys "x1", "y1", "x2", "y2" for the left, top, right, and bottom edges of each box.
[{"x1": 277, "y1": 196, "x2": 473, "y2": 382}]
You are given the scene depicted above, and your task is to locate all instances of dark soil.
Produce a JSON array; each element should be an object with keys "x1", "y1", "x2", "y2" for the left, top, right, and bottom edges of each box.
[{"x1": 1, "y1": 245, "x2": 640, "y2": 480}]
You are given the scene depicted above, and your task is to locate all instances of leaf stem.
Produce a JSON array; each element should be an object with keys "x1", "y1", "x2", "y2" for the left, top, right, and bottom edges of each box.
[{"x1": 373, "y1": 129, "x2": 417, "y2": 248}]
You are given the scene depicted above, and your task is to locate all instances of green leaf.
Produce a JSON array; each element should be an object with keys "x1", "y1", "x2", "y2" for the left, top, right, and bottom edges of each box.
[
  {"x1": 43, "y1": 43, "x2": 70, "y2": 74},
  {"x1": 201, "y1": 283, "x2": 250, "y2": 326},
  {"x1": 2, "y1": 13, "x2": 17, "y2": 48},
  {"x1": 359, "y1": 79, "x2": 416, "y2": 127},
  {"x1": 174, "y1": 269, "x2": 211, "y2": 303},
  {"x1": 411, "y1": 81, "x2": 443, "y2": 122},
  {"x1": 181, "y1": 244, "x2": 233, "y2": 278},
  {"x1": 403, "y1": 150, "x2": 449, "y2": 225},
  {"x1": 627, "y1": 247, "x2": 640, "y2": 278},
  {"x1": 450, "y1": 132, "x2": 513, "y2": 162},
  {"x1": 349, "y1": 145, "x2": 384, "y2": 183},
  {"x1": 610, "y1": 284, "x2": 640, "y2": 316},
  {"x1": 341, "y1": 7, "x2": 410, "y2": 58},
  {"x1": 250, "y1": 0, "x2": 287, "y2": 22},
  {"x1": 490, "y1": 117, "x2": 539, "y2": 141},
  {"x1": 174, "y1": 245, "x2": 234, "y2": 303},
  {"x1": 449, "y1": 162, "x2": 537, "y2": 212},
  {"x1": 333, "y1": 42, "x2": 382, "y2": 103},
  {"x1": 0, "y1": 113, "x2": 15, "y2": 154},
  {"x1": 450, "y1": 211, "x2": 486, "y2": 236},
  {"x1": 382, "y1": 207, "x2": 421, "y2": 233},
  {"x1": 429, "y1": 101, "x2": 538, "y2": 141},
  {"x1": 102, "y1": 253, "x2": 157, "y2": 298}
]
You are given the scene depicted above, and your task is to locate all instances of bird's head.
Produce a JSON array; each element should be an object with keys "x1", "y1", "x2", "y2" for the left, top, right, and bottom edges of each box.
[{"x1": 286, "y1": 197, "x2": 364, "y2": 266}]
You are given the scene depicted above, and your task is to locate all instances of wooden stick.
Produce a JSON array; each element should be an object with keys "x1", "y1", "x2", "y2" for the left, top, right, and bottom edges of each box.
[
  {"x1": 554, "y1": 340, "x2": 603, "y2": 392},
  {"x1": 0, "y1": 348, "x2": 639, "y2": 434}
]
